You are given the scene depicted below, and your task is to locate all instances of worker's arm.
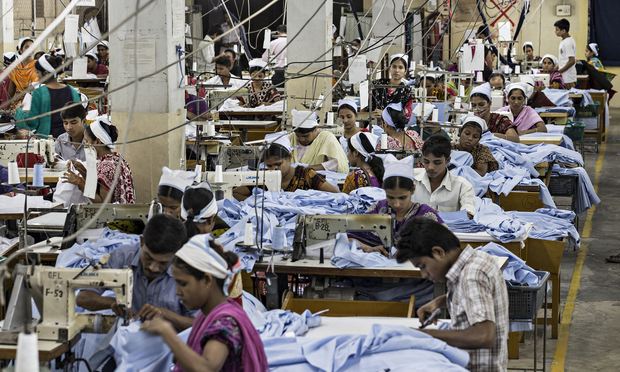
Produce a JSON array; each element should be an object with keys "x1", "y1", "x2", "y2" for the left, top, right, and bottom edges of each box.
[
  {"x1": 494, "y1": 128, "x2": 520, "y2": 143},
  {"x1": 422, "y1": 321, "x2": 497, "y2": 349},
  {"x1": 137, "y1": 304, "x2": 193, "y2": 331},
  {"x1": 318, "y1": 180, "x2": 339, "y2": 193},
  {"x1": 232, "y1": 186, "x2": 252, "y2": 201},
  {"x1": 558, "y1": 56, "x2": 576, "y2": 73},
  {"x1": 518, "y1": 121, "x2": 547, "y2": 135},
  {"x1": 76, "y1": 290, "x2": 130, "y2": 317},
  {"x1": 142, "y1": 318, "x2": 228, "y2": 372}
]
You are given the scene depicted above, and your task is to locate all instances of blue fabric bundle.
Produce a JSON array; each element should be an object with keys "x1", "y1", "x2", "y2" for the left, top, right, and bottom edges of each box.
[
  {"x1": 552, "y1": 165, "x2": 600, "y2": 214},
  {"x1": 56, "y1": 228, "x2": 140, "y2": 268},
  {"x1": 479, "y1": 242, "x2": 539, "y2": 286},
  {"x1": 330, "y1": 233, "x2": 399, "y2": 268}
]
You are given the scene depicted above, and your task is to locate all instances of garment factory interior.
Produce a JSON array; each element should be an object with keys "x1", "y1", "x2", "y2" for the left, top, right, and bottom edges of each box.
[{"x1": 0, "y1": 0, "x2": 618, "y2": 371}]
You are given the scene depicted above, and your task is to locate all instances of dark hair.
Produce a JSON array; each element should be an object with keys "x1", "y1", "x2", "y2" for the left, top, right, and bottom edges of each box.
[
  {"x1": 470, "y1": 92, "x2": 491, "y2": 103},
  {"x1": 488, "y1": 72, "x2": 505, "y2": 84},
  {"x1": 158, "y1": 185, "x2": 184, "y2": 202},
  {"x1": 476, "y1": 25, "x2": 488, "y2": 36},
  {"x1": 276, "y1": 25, "x2": 287, "y2": 34},
  {"x1": 34, "y1": 55, "x2": 62, "y2": 76},
  {"x1": 485, "y1": 45, "x2": 498, "y2": 57},
  {"x1": 347, "y1": 136, "x2": 384, "y2": 183},
  {"x1": 182, "y1": 187, "x2": 216, "y2": 238},
  {"x1": 523, "y1": 44, "x2": 533, "y2": 52},
  {"x1": 224, "y1": 48, "x2": 237, "y2": 59},
  {"x1": 554, "y1": 18, "x2": 570, "y2": 32},
  {"x1": 422, "y1": 134, "x2": 451, "y2": 159},
  {"x1": 382, "y1": 175, "x2": 414, "y2": 191},
  {"x1": 214, "y1": 55, "x2": 232, "y2": 68},
  {"x1": 385, "y1": 107, "x2": 408, "y2": 130},
  {"x1": 395, "y1": 217, "x2": 460, "y2": 261},
  {"x1": 507, "y1": 87, "x2": 526, "y2": 99},
  {"x1": 85, "y1": 120, "x2": 119, "y2": 143},
  {"x1": 173, "y1": 246, "x2": 239, "y2": 291},
  {"x1": 143, "y1": 214, "x2": 188, "y2": 254},
  {"x1": 262, "y1": 143, "x2": 291, "y2": 162},
  {"x1": 208, "y1": 26, "x2": 223, "y2": 36},
  {"x1": 338, "y1": 104, "x2": 357, "y2": 115},
  {"x1": 60, "y1": 101, "x2": 86, "y2": 120},
  {"x1": 294, "y1": 126, "x2": 317, "y2": 135},
  {"x1": 34, "y1": 51, "x2": 45, "y2": 60}
]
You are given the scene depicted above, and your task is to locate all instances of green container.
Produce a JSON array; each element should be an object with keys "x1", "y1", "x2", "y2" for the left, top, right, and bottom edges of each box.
[{"x1": 563, "y1": 121, "x2": 585, "y2": 142}]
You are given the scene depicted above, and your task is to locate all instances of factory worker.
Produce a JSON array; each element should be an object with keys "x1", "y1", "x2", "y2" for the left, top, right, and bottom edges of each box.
[
  {"x1": 142, "y1": 234, "x2": 268, "y2": 372},
  {"x1": 414, "y1": 135, "x2": 476, "y2": 216},
  {"x1": 8, "y1": 37, "x2": 38, "y2": 97},
  {"x1": 337, "y1": 98, "x2": 365, "y2": 154},
  {"x1": 76, "y1": 214, "x2": 194, "y2": 331},
  {"x1": 371, "y1": 53, "x2": 413, "y2": 118},
  {"x1": 396, "y1": 218, "x2": 508, "y2": 371},
  {"x1": 157, "y1": 167, "x2": 197, "y2": 218},
  {"x1": 288, "y1": 109, "x2": 349, "y2": 173},
  {"x1": 55, "y1": 101, "x2": 88, "y2": 161},
  {"x1": 85, "y1": 50, "x2": 109, "y2": 77},
  {"x1": 342, "y1": 132, "x2": 383, "y2": 193},
  {"x1": 454, "y1": 116, "x2": 498, "y2": 176},
  {"x1": 379, "y1": 102, "x2": 424, "y2": 151},
  {"x1": 501, "y1": 82, "x2": 546, "y2": 135},
  {"x1": 244, "y1": 58, "x2": 280, "y2": 107},
  {"x1": 469, "y1": 83, "x2": 519, "y2": 142},
  {"x1": 233, "y1": 131, "x2": 339, "y2": 201}
]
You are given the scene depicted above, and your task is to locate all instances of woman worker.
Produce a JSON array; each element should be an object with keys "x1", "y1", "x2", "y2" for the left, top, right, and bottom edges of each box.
[
  {"x1": 585, "y1": 43, "x2": 604, "y2": 71},
  {"x1": 244, "y1": 59, "x2": 280, "y2": 107},
  {"x1": 378, "y1": 102, "x2": 424, "y2": 151},
  {"x1": 157, "y1": 167, "x2": 197, "y2": 217},
  {"x1": 337, "y1": 98, "x2": 366, "y2": 154},
  {"x1": 540, "y1": 54, "x2": 565, "y2": 89},
  {"x1": 454, "y1": 116, "x2": 499, "y2": 176},
  {"x1": 232, "y1": 132, "x2": 339, "y2": 201},
  {"x1": 15, "y1": 54, "x2": 81, "y2": 137},
  {"x1": 501, "y1": 82, "x2": 547, "y2": 135},
  {"x1": 371, "y1": 54, "x2": 413, "y2": 119},
  {"x1": 288, "y1": 109, "x2": 349, "y2": 173},
  {"x1": 342, "y1": 132, "x2": 383, "y2": 193},
  {"x1": 469, "y1": 83, "x2": 520, "y2": 142},
  {"x1": 63, "y1": 116, "x2": 136, "y2": 204},
  {"x1": 8, "y1": 37, "x2": 38, "y2": 99},
  {"x1": 141, "y1": 234, "x2": 268, "y2": 372}
]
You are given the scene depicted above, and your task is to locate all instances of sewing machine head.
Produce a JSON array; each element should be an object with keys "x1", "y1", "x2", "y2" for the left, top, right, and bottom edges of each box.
[
  {"x1": 1, "y1": 265, "x2": 132, "y2": 343},
  {"x1": 216, "y1": 145, "x2": 261, "y2": 170},
  {"x1": 0, "y1": 138, "x2": 56, "y2": 167},
  {"x1": 207, "y1": 88, "x2": 249, "y2": 110},
  {"x1": 204, "y1": 170, "x2": 282, "y2": 200},
  {"x1": 293, "y1": 214, "x2": 393, "y2": 261}
]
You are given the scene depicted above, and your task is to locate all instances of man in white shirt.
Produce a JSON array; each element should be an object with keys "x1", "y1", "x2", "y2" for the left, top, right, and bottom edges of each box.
[
  {"x1": 195, "y1": 26, "x2": 221, "y2": 73},
  {"x1": 262, "y1": 25, "x2": 287, "y2": 87},
  {"x1": 204, "y1": 55, "x2": 247, "y2": 89},
  {"x1": 413, "y1": 135, "x2": 476, "y2": 216},
  {"x1": 554, "y1": 18, "x2": 577, "y2": 88}
]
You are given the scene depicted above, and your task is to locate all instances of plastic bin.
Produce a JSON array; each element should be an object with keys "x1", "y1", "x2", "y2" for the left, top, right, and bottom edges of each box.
[
  {"x1": 563, "y1": 121, "x2": 586, "y2": 142},
  {"x1": 575, "y1": 103, "x2": 600, "y2": 118},
  {"x1": 507, "y1": 271, "x2": 550, "y2": 320}
]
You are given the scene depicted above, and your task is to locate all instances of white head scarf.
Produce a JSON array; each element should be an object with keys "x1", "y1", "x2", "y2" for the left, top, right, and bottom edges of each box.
[
  {"x1": 389, "y1": 53, "x2": 409, "y2": 66},
  {"x1": 461, "y1": 115, "x2": 488, "y2": 133},
  {"x1": 505, "y1": 82, "x2": 532, "y2": 100},
  {"x1": 540, "y1": 54, "x2": 559, "y2": 67},
  {"x1": 264, "y1": 131, "x2": 292, "y2": 152},
  {"x1": 337, "y1": 98, "x2": 358, "y2": 113},
  {"x1": 248, "y1": 58, "x2": 268, "y2": 70},
  {"x1": 175, "y1": 234, "x2": 241, "y2": 295},
  {"x1": 291, "y1": 109, "x2": 318, "y2": 129},
  {"x1": 469, "y1": 82, "x2": 492, "y2": 102},
  {"x1": 522, "y1": 41, "x2": 533, "y2": 51},
  {"x1": 381, "y1": 102, "x2": 403, "y2": 128},
  {"x1": 383, "y1": 155, "x2": 415, "y2": 180},
  {"x1": 588, "y1": 43, "x2": 599, "y2": 57},
  {"x1": 350, "y1": 132, "x2": 379, "y2": 162},
  {"x1": 85, "y1": 50, "x2": 99, "y2": 62},
  {"x1": 37, "y1": 54, "x2": 56, "y2": 76},
  {"x1": 17, "y1": 37, "x2": 33, "y2": 53},
  {"x1": 159, "y1": 167, "x2": 196, "y2": 193},
  {"x1": 89, "y1": 116, "x2": 115, "y2": 149},
  {"x1": 97, "y1": 40, "x2": 109, "y2": 49},
  {"x1": 180, "y1": 182, "x2": 218, "y2": 223}
]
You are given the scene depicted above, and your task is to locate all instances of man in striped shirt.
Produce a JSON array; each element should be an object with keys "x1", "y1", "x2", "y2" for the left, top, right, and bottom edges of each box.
[{"x1": 396, "y1": 218, "x2": 509, "y2": 371}]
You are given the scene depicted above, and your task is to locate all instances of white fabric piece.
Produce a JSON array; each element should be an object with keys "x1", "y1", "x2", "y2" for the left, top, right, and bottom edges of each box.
[
  {"x1": 180, "y1": 182, "x2": 218, "y2": 222},
  {"x1": 265, "y1": 131, "x2": 292, "y2": 152},
  {"x1": 588, "y1": 43, "x2": 599, "y2": 56},
  {"x1": 461, "y1": 115, "x2": 488, "y2": 133},
  {"x1": 248, "y1": 58, "x2": 268, "y2": 69},
  {"x1": 350, "y1": 132, "x2": 378, "y2": 162},
  {"x1": 89, "y1": 116, "x2": 115, "y2": 149},
  {"x1": 337, "y1": 98, "x2": 358, "y2": 113},
  {"x1": 383, "y1": 155, "x2": 414, "y2": 180},
  {"x1": 413, "y1": 102, "x2": 436, "y2": 119},
  {"x1": 37, "y1": 55, "x2": 56, "y2": 76},
  {"x1": 389, "y1": 53, "x2": 408, "y2": 66},
  {"x1": 470, "y1": 82, "x2": 492, "y2": 101},
  {"x1": 159, "y1": 167, "x2": 196, "y2": 193},
  {"x1": 292, "y1": 109, "x2": 318, "y2": 129},
  {"x1": 175, "y1": 234, "x2": 229, "y2": 279},
  {"x1": 540, "y1": 54, "x2": 558, "y2": 67}
]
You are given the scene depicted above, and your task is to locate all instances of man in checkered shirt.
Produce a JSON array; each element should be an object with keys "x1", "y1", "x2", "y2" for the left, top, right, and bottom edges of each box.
[{"x1": 396, "y1": 218, "x2": 509, "y2": 371}]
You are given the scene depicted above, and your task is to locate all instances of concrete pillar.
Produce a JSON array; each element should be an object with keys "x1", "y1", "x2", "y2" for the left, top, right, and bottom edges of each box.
[
  {"x1": 108, "y1": 0, "x2": 186, "y2": 203},
  {"x1": 285, "y1": 0, "x2": 333, "y2": 124},
  {"x1": 0, "y1": 0, "x2": 14, "y2": 55}
]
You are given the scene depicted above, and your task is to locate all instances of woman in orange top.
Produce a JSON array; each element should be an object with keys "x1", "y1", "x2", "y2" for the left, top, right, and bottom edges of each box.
[{"x1": 8, "y1": 38, "x2": 39, "y2": 99}]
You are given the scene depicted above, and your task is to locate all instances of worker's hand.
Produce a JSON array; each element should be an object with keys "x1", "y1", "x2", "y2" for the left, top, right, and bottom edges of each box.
[
  {"x1": 69, "y1": 160, "x2": 87, "y2": 178},
  {"x1": 417, "y1": 298, "x2": 441, "y2": 325},
  {"x1": 62, "y1": 171, "x2": 85, "y2": 191},
  {"x1": 15, "y1": 129, "x2": 30, "y2": 139},
  {"x1": 141, "y1": 317, "x2": 174, "y2": 336},
  {"x1": 137, "y1": 304, "x2": 164, "y2": 321},
  {"x1": 371, "y1": 109, "x2": 383, "y2": 119},
  {"x1": 110, "y1": 301, "x2": 133, "y2": 318},
  {"x1": 359, "y1": 244, "x2": 389, "y2": 257}
]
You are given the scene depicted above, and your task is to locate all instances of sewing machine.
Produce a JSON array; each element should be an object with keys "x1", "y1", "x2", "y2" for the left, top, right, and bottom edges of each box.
[
  {"x1": 62, "y1": 203, "x2": 156, "y2": 248},
  {"x1": 207, "y1": 88, "x2": 249, "y2": 110},
  {"x1": 204, "y1": 170, "x2": 282, "y2": 200},
  {"x1": 0, "y1": 138, "x2": 56, "y2": 167},
  {"x1": 216, "y1": 145, "x2": 262, "y2": 170},
  {"x1": 292, "y1": 214, "x2": 393, "y2": 261},
  {"x1": 0, "y1": 265, "x2": 132, "y2": 343}
]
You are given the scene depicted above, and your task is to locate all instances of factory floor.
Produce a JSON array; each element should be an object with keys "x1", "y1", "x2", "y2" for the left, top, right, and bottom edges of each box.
[{"x1": 508, "y1": 108, "x2": 620, "y2": 371}]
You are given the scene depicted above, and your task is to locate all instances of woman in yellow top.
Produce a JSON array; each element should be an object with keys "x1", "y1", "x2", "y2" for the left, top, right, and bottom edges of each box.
[{"x1": 8, "y1": 38, "x2": 39, "y2": 99}]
